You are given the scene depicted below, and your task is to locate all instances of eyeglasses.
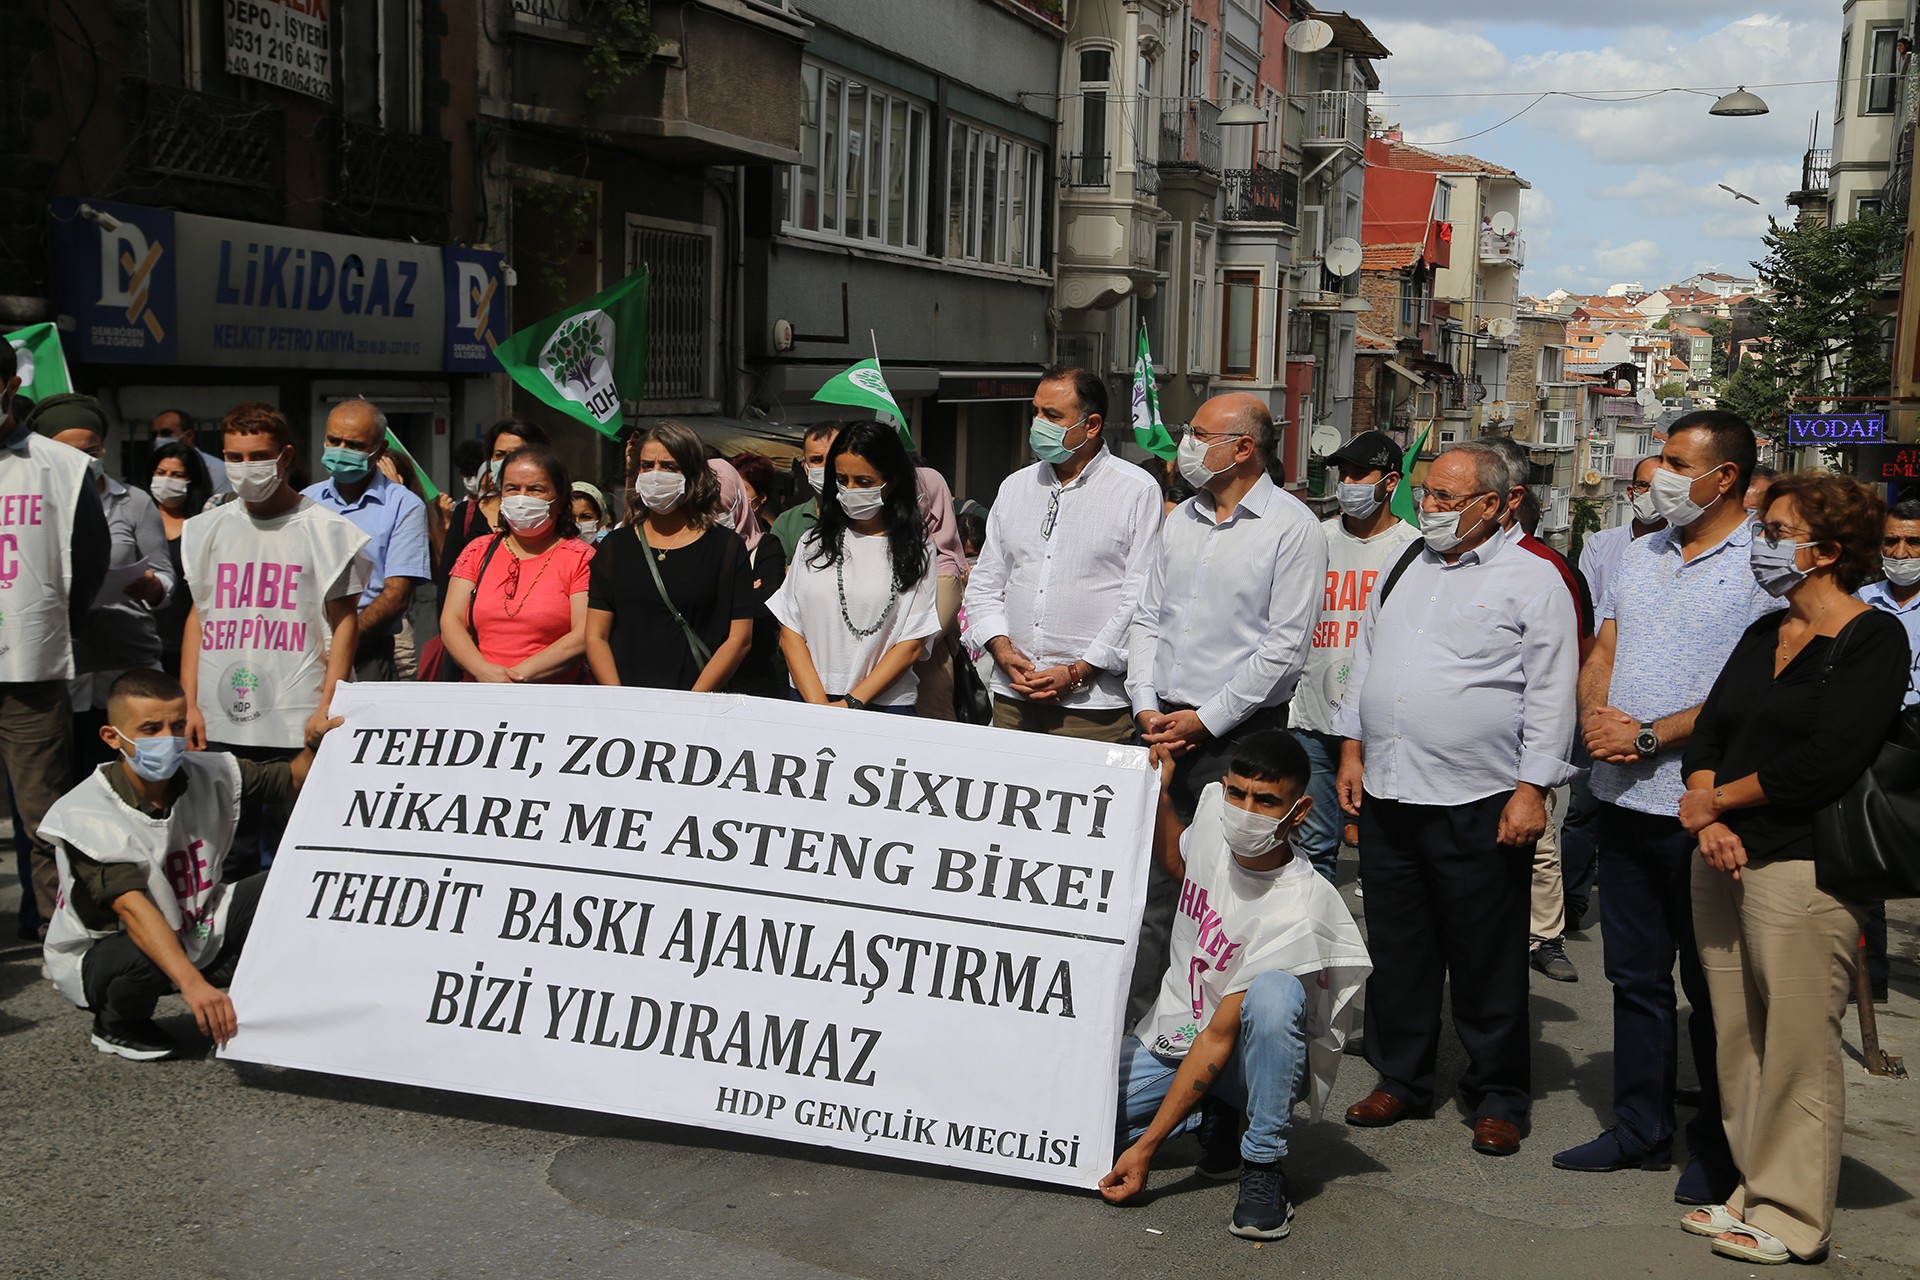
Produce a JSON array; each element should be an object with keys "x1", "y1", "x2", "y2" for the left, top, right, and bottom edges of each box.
[
  {"x1": 1041, "y1": 487, "x2": 1061, "y2": 540},
  {"x1": 1423, "y1": 488, "x2": 1493, "y2": 513},
  {"x1": 1175, "y1": 426, "x2": 1251, "y2": 444},
  {"x1": 1753, "y1": 520, "x2": 1813, "y2": 547},
  {"x1": 1625, "y1": 481, "x2": 1652, "y2": 496}
]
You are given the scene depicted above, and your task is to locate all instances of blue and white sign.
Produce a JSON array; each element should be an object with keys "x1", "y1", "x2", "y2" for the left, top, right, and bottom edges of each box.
[
  {"x1": 1788, "y1": 413, "x2": 1886, "y2": 445},
  {"x1": 52, "y1": 198, "x2": 505, "y2": 375}
]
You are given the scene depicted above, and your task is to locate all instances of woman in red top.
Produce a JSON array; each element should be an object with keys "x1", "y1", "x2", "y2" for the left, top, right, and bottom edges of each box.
[{"x1": 440, "y1": 444, "x2": 595, "y2": 682}]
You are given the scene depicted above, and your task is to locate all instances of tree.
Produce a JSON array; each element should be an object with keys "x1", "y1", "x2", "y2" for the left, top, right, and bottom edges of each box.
[
  {"x1": 1654, "y1": 380, "x2": 1686, "y2": 400},
  {"x1": 1703, "y1": 315, "x2": 1733, "y2": 379},
  {"x1": 1733, "y1": 213, "x2": 1904, "y2": 442}
]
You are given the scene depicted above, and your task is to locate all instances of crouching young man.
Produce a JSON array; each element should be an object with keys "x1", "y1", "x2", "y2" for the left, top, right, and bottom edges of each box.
[
  {"x1": 1099, "y1": 731, "x2": 1370, "y2": 1239},
  {"x1": 39, "y1": 668, "x2": 338, "y2": 1060}
]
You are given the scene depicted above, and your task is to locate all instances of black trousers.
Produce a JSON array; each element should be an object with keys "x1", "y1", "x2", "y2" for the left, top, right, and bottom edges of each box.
[
  {"x1": 1126, "y1": 703, "x2": 1290, "y2": 1027},
  {"x1": 1358, "y1": 790, "x2": 1534, "y2": 1125},
  {"x1": 80, "y1": 871, "x2": 268, "y2": 1031}
]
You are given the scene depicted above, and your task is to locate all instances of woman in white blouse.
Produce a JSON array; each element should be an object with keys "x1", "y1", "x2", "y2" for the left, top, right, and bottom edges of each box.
[{"x1": 768, "y1": 420, "x2": 939, "y2": 713}]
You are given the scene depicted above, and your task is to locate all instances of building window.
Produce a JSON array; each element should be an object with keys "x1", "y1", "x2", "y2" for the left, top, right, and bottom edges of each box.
[
  {"x1": 1866, "y1": 27, "x2": 1902, "y2": 115},
  {"x1": 1857, "y1": 195, "x2": 1887, "y2": 219},
  {"x1": 1220, "y1": 270, "x2": 1260, "y2": 379},
  {"x1": 1537, "y1": 345, "x2": 1565, "y2": 382},
  {"x1": 785, "y1": 61, "x2": 928, "y2": 251},
  {"x1": 1838, "y1": 31, "x2": 1853, "y2": 121},
  {"x1": 1189, "y1": 20, "x2": 1210, "y2": 97},
  {"x1": 627, "y1": 216, "x2": 717, "y2": 403},
  {"x1": 946, "y1": 120, "x2": 1044, "y2": 269},
  {"x1": 1142, "y1": 229, "x2": 1175, "y2": 362},
  {"x1": 341, "y1": 0, "x2": 422, "y2": 132},
  {"x1": 1189, "y1": 230, "x2": 1213, "y2": 373},
  {"x1": 1074, "y1": 47, "x2": 1112, "y2": 187}
]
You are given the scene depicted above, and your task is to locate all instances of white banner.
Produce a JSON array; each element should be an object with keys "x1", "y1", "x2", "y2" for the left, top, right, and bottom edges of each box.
[
  {"x1": 224, "y1": 0, "x2": 333, "y2": 103},
  {"x1": 224, "y1": 684, "x2": 1154, "y2": 1187}
]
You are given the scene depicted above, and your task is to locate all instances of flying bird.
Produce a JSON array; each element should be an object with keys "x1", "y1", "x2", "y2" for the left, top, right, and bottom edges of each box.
[{"x1": 1718, "y1": 184, "x2": 1760, "y2": 204}]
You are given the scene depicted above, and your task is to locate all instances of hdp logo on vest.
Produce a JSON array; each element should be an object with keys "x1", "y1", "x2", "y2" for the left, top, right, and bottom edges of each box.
[
  {"x1": 220, "y1": 663, "x2": 264, "y2": 724},
  {"x1": 539, "y1": 310, "x2": 620, "y2": 427}
]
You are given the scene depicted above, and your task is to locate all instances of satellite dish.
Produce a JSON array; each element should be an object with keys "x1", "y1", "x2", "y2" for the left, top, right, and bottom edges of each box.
[
  {"x1": 1309, "y1": 424, "x2": 1341, "y2": 457},
  {"x1": 1487, "y1": 317, "x2": 1515, "y2": 339},
  {"x1": 1323, "y1": 237, "x2": 1362, "y2": 277},
  {"x1": 1285, "y1": 19, "x2": 1334, "y2": 53},
  {"x1": 1583, "y1": 469, "x2": 1602, "y2": 486},
  {"x1": 1489, "y1": 211, "x2": 1516, "y2": 236}
]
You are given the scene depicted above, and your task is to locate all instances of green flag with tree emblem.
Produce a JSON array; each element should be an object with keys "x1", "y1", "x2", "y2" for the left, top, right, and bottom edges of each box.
[
  {"x1": 4, "y1": 323, "x2": 75, "y2": 403},
  {"x1": 493, "y1": 268, "x2": 650, "y2": 440},
  {"x1": 813, "y1": 358, "x2": 912, "y2": 449},
  {"x1": 1389, "y1": 424, "x2": 1431, "y2": 527}
]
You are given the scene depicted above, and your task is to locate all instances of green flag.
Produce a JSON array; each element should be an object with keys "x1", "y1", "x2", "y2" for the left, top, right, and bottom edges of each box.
[
  {"x1": 1131, "y1": 321, "x2": 1176, "y2": 460},
  {"x1": 493, "y1": 268, "x2": 649, "y2": 440},
  {"x1": 383, "y1": 429, "x2": 441, "y2": 501},
  {"x1": 813, "y1": 358, "x2": 911, "y2": 449},
  {"x1": 1389, "y1": 424, "x2": 1431, "y2": 527},
  {"x1": 4, "y1": 323, "x2": 74, "y2": 402}
]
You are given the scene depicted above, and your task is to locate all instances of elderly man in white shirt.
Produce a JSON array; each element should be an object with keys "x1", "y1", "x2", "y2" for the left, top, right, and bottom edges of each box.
[
  {"x1": 964, "y1": 366, "x2": 1162, "y2": 741},
  {"x1": 1123, "y1": 390, "x2": 1325, "y2": 1017},
  {"x1": 1333, "y1": 441, "x2": 1578, "y2": 1160}
]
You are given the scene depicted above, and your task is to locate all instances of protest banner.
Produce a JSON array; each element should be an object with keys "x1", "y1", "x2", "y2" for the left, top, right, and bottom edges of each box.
[{"x1": 224, "y1": 683, "x2": 1155, "y2": 1187}]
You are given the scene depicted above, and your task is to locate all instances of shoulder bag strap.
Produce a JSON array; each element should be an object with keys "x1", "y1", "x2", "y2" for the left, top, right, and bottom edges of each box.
[
  {"x1": 637, "y1": 524, "x2": 716, "y2": 668},
  {"x1": 1819, "y1": 611, "x2": 1866, "y2": 686},
  {"x1": 468, "y1": 534, "x2": 506, "y2": 640},
  {"x1": 1376, "y1": 538, "x2": 1427, "y2": 609}
]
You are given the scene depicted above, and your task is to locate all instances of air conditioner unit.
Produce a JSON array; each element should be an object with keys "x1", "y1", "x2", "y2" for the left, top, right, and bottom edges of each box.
[{"x1": 1536, "y1": 387, "x2": 1551, "y2": 407}]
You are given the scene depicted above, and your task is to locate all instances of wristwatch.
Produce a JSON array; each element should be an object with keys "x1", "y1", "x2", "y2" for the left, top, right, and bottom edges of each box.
[{"x1": 1635, "y1": 722, "x2": 1660, "y2": 757}]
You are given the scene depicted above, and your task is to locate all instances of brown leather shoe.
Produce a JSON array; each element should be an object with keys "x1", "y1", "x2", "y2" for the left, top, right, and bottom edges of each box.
[
  {"x1": 1345, "y1": 1090, "x2": 1414, "y2": 1128},
  {"x1": 1472, "y1": 1117, "x2": 1522, "y2": 1156}
]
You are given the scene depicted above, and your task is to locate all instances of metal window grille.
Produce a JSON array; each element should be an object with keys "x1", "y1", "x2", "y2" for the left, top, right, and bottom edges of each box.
[{"x1": 628, "y1": 222, "x2": 713, "y2": 402}]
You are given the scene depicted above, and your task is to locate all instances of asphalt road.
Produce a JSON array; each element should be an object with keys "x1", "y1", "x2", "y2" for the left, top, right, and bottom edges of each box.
[{"x1": 4, "y1": 855, "x2": 1916, "y2": 1279}]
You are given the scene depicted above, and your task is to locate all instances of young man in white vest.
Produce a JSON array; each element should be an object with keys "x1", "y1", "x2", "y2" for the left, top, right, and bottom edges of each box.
[
  {"x1": 0, "y1": 343, "x2": 112, "y2": 936},
  {"x1": 39, "y1": 667, "x2": 339, "y2": 1059},
  {"x1": 181, "y1": 401, "x2": 367, "y2": 876},
  {"x1": 1100, "y1": 731, "x2": 1370, "y2": 1240}
]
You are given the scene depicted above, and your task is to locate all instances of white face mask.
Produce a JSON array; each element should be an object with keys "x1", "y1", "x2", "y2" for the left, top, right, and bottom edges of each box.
[
  {"x1": 635, "y1": 471, "x2": 686, "y2": 514},
  {"x1": 1648, "y1": 465, "x2": 1722, "y2": 527},
  {"x1": 1220, "y1": 797, "x2": 1306, "y2": 861},
  {"x1": 499, "y1": 493, "x2": 556, "y2": 535},
  {"x1": 1629, "y1": 490, "x2": 1662, "y2": 526},
  {"x1": 837, "y1": 485, "x2": 887, "y2": 522},
  {"x1": 1337, "y1": 479, "x2": 1386, "y2": 521},
  {"x1": 806, "y1": 465, "x2": 828, "y2": 496},
  {"x1": 229, "y1": 459, "x2": 283, "y2": 505},
  {"x1": 150, "y1": 475, "x2": 191, "y2": 505},
  {"x1": 1176, "y1": 433, "x2": 1235, "y2": 489},
  {"x1": 1419, "y1": 501, "x2": 1488, "y2": 554},
  {"x1": 1884, "y1": 555, "x2": 1920, "y2": 587},
  {"x1": 461, "y1": 473, "x2": 480, "y2": 498}
]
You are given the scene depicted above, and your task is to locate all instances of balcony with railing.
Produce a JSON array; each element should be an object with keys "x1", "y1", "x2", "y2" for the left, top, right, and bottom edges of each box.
[
  {"x1": 1479, "y1": 230, "x2": 1525, "y2": 267},
  {"x1": 1304, "y1": 90, "x2": 1365, "y2": 150},
  {"x1": 1160, "y1": 99, "x2": 1222, "y2": 174},
  {"x1": 121, "y1": 79, "x2": 284, "y2": 219},
  {"x1": 326, "y1": 121, "x2": 452, "y2": 241},
  {"x1": 1221, "y1": 165, "x2": 1298, "y2": 224},
  {"x1": 1063, "y1": 152, "x2": 1111, "y2": 188},
  {"x1": 1799, "y1": 147, "x2": 1832, "y2": 195}
]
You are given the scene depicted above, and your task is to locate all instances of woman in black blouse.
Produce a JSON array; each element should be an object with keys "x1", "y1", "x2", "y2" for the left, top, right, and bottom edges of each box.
[
  {"x1": 585, "y1": 420, "x2": 754, "y2": 691},
  {"x1": 1678, "y1": 472, "x2": 1908, "y2": 1266}
]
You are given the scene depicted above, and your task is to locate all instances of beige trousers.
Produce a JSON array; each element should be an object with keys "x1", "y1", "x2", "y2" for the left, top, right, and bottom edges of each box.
[
  {"x1": 1692, "y1": 856, "x2": 1863, "y2": 1260},
  {"x1": 913, "y1": 574, "x2": 964, "y2": 720},
  {"x1": 1530, "y1": 784, "x2": 1569, "y2": 945},
  {"x1": 990, "y1": 696, "x2": 1135, "y2": 742}
]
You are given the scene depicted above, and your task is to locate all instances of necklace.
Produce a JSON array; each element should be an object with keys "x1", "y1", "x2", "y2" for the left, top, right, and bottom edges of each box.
[
  {"x1": 1778, "y1": 598, "x2": 1838, "y2": 660},
  {"x1": 836, "y1": 537, "x2": 900, "y2": 638},
  {"x1": 501, "y1": 542, "x2": 555, "y2": 618}
]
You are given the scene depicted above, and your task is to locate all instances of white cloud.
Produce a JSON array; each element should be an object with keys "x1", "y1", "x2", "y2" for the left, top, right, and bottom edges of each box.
[{"x1": 1592, "y1": 239, "x2": 1663, "y2": 276}]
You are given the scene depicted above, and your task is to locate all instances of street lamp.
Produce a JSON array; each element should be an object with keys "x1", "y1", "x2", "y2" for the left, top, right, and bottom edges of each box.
[
  {"x1": 1218, "y1": 100, "x2": 1266, "y2": 127},
  {"x1": 1708, "y1": 85, "x2": 1769, "y2": 117}
]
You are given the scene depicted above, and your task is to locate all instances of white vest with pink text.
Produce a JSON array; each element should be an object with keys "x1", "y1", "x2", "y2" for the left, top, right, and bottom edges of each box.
[{"x1": 0, "y1": 435, "x2": 91, "y2": 682}]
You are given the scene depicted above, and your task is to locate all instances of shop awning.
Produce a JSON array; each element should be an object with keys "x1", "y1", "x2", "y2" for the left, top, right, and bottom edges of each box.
[
  {"x1": 666, "y1": 415, "x2": 808, "y2": 461},
  {"x1": 1384, "y1": 359, "x2": 1427, "y2": 386}
]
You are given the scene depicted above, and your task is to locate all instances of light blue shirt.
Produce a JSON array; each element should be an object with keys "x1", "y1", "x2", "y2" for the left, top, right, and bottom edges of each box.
[
  {"x1": 1858, "y1": 579, "x2": 1920, "y2": 707},
  {"x1": 1591, "y1": 520, "x2": 1784, "y2": 815},
  {"x1": 302, "y1": 470, "x2": 431, "y2": 636},
  {"x1": 1125, "y1": 473, "x2": 1326, "y2": 735},
  {"x1": 1577, "y1": 524, "x2": 1636, "y2": 637},
  {"x1": 1330, "y1": 525, "x2": 1578, "y2": 804}
]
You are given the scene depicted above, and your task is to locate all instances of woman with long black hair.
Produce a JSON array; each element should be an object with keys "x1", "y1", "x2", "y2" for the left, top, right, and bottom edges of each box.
[{"x1": 767, "y1": 420, "x2": 939, "y2": 713}]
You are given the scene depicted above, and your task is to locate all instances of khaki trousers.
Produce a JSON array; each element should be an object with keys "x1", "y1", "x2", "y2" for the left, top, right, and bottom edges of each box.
[
  {"x1": 990, "y1": 696, "x2": 1135, "y2": 742},
  {"x1": 1693, "y1": 856, "x2": 1862, "y2": 1260},
  {"x1": 913, "y1": 574, "x2": 964, "y2": 721},
  {"x1": 1, "y1": 680, "x2": 76, "y2": 918},
  {"x1": 1530, "y1": 784, "x2": 1568, "y2": 945}
]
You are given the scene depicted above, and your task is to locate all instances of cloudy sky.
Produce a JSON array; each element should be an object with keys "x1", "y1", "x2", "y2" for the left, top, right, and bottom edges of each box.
[{"x1": 1360, "y1": 0, "x2": 1840, "y2": 296}]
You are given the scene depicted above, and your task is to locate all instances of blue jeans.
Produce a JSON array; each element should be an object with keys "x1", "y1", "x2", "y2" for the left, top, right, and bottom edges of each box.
[
  {"x1": 1596, "y1": 803, "x2": 1734, "y2": 1189},
  {"x1": 1115, "y1": 970, "x2": 1310, "y2": 1164},
  {"x1": 1291, "y1": 730, "x2": 1342, "y2": 883}
]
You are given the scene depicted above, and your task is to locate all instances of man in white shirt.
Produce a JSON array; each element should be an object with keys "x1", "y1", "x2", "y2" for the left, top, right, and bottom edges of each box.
[
  {"x1": 1291, "y1": 430, "x2": 1418, "y2": 883},
  {"x1": 964, "y1": 365, "x2": 1162, "y2": 741},
  {"x1": 182, "y1": 401, "x2": 367, "y2": 876},
  {"x1": 1099, "y1": 731, "x2": 1369, "y2": 1241},
  {"x1": 150, "y1": 408, "x2": 232, "y2": 496},
  {"x1": 1578, "y1": 455, "x2": 1665, "y2": 635},
  {"x1": 1333, "y1": 442, "x2": 1578, "y2": 1158},
  {"x1": 1125, "y1": 391, "x2": 1325, "y2": 1020}
]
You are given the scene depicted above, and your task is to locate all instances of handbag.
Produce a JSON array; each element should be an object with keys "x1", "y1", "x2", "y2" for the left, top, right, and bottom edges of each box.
[
  {"x1": 1811, "y1": 615, "x2": 1920, "y2": 901},
  {"x1": 418, "y1": 535, "x2": 506, "y2": 682},
  {"x1": 637, "y1": 524, "x2": 715, "y2": 668}
]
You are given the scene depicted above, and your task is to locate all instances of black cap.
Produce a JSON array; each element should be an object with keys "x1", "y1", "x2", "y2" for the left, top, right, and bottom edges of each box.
[{"x1": 1327, "y1": 429, "x2": 1402, "y2": 474}]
